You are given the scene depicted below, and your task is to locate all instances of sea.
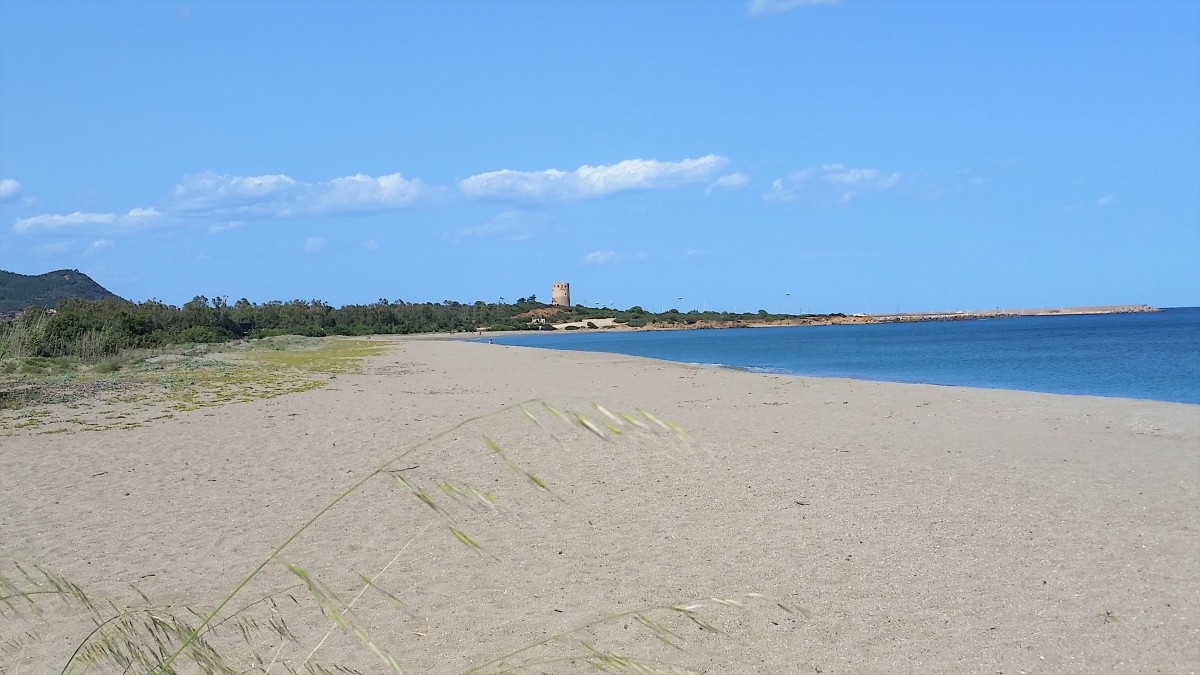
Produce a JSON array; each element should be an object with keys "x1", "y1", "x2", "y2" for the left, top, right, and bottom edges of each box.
[{"x1": 488, "y1": 307, "x2": 1200, "y2": 405}]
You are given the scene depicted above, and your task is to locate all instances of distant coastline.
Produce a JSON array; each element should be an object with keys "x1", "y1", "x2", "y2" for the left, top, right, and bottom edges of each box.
[
  {"x1": 552, "y1": 304, "x2": 1160, "y2": 331},
  {"x1": 776, "y1": 304, "x2": 1161, "y2": 326}
]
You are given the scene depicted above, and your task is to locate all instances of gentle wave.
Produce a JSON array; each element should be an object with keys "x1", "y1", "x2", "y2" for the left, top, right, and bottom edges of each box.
[{"x1": 687, "y1": 362, "x2": 792, "y2": 375}]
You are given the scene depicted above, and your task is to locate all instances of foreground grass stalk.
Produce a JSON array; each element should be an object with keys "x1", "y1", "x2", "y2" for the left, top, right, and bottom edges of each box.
[
  {"x1": 461, "y1": 591, "x2": 792, "y2": 674},
  {"x1": 297, "y1": 521, "x2": 434, "y2": 670},
  {"x1": 5, "y1": 353, "x2": 747, "y2": 675},
  {"x1": 143, "y1": 397, "x2": 550, "y2": 675},
  {"x1": 461, "y1": 602, "x2": 708, "y2": 674}
]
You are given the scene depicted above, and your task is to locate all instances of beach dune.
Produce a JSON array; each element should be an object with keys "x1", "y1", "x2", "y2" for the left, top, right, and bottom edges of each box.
[{"x1": 2, "y1": 336, "x2": 1197, "y2": 673}]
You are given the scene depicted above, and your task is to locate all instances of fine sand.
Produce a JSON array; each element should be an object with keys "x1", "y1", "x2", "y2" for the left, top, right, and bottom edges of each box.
[{"x1": 2, "y1": 336, "x2": 1197, "y2": 674}]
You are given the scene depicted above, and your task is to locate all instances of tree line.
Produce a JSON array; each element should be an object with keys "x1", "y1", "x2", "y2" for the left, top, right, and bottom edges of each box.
[{"x1": 1, "y1": 294, "x2": 808, "y2": 361}]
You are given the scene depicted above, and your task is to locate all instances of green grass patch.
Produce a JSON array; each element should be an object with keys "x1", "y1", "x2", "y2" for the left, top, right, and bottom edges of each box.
[
  {"x1": 91, "y1": 356, "x2": 126, "y2": 374},
  {"x1": 251, "y1": 338, "x2": 389, "y2": 374},
  {"x1": 1, "y1": 337, "x2": 393, "y2": 431}
]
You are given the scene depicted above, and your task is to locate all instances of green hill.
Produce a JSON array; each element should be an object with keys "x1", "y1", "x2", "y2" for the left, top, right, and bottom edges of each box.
[{"x1": 0, "y1": 269, "x2": 125, "y2": 312}]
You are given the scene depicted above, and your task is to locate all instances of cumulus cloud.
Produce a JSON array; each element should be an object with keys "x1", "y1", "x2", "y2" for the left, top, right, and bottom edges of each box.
[
  {"x1": 582, "y1": 250, "x2": 618, "y2": 266},
  {"x1": 749, "y1": 0, "x2": 842, "y2": 17},
  {"x1": 308, "y1": 173, "x2": 432, "y2": 214},
  {"x1": 0, "y1": 178, "x2": 22, "y2": 203},
  {"x1": 708, "y1": 172, "x2": 750, "y2": 193},
  {"x1": 766, "y1": 163, "x2": 902, "y2": 203},
  {"x1": 168, "y1": 172, "x2": 297, "y2": 217},
  {"x1": 14, "y1": 207, "x2": 165, "y2": 233},
  {"x1": 13, "y1": 170, "x2": 436, "y2": 236},
  {"x1": 167, "y1": 171, "x2": 433, "y2": 219},
  {"x1": 459, "y1": 155, "x2": 728, "y2": 202}
]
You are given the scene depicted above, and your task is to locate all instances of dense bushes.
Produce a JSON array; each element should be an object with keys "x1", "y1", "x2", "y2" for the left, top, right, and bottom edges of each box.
[
  {"x1": 0, "y1": 294, "x2": 815, "y2": 363},
  {"x1": 0, "y1": 296, "x2": 554, "y2": 360}
]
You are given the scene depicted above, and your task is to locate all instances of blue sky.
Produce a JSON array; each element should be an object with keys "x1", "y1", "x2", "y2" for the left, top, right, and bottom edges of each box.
[{"x1": 1, "y1": 0, "x2": 1197, "y2": 313}]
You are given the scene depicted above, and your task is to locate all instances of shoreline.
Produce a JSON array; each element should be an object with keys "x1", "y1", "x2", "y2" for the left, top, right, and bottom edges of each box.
[
  {"x1": 485, "y1": 313, "x2": 1198, "y2": 406},
  {"x1": 3, "y1": 336, "x2": 1196, "y2": 673}
]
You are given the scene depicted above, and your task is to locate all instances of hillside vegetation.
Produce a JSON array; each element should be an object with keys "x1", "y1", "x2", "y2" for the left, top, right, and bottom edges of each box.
[
  {"x1": 0, "y1": 271, "x2": 810, "y2": 363},
  {"x1": 0, "y1": 269, "x2": 124, "y2": 312}
]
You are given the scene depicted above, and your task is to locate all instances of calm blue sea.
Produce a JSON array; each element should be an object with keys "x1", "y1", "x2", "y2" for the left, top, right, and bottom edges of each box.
[{"x1": 490, "y1": 307, "x2": 1200, "y2": 404}]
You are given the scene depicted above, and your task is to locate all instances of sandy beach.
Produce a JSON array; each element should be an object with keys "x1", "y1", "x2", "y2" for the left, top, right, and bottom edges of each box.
[{"x1": 2, "y1": 335, "x2": 1197, "y2": 674}]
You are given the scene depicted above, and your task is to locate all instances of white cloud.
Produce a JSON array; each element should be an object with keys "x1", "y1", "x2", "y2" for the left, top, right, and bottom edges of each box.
[
  {"x1": 208, "y1": 221, "x2": 244, "y2": 234},
  {"x1": 708, "y1": 172, "x2": 750, "y2": 193},
  {"x1": 304, "y1": 236, "x2": 326, "y2": 253},
  {"x1": 0, "y1": 178, "x2": 22, "y2": 203},
  {"x1": 87, "y1": 239, "x2": 114, "y2": 254},
  {"x1": 1097, "y1": 195, "x2": 1115, "y2": 207},
  {"x1": 19, "y1": 212, "x2": 115, "y2": 232},
  {"x1": 167, "y1": 171, "x2": 433, "y2": 219},
  {"x1": 14, "y1": 207, "x2": 165, "y2": 233},
  {"x1": 14, "y1": 170, "x2": 436, "y2": 236},
  {"x1": 459, "y1": 155, "x2": 728, "y2": 202},
  {"x1": 31, "y1": 238, "x2": 112, "y2": 256},
  {"x1": 822, "y1": 164, "x2": 901, "y2": 192},
  {"x1": 168, "y1": 172, "x2": 297, "y2": 216},
  {"x1": 306, "y1": 173, "x2": 431, "y2": 214},
  {"x1": 363, "y1": 238, "x2": 380, "y2": 251},
  {"x1": 765, "y1": 164, "x2": 902, "y2": 203},
  {"x1": 583, "y1": 249, "x2": 618, "y2": 266},
  {"x1": 454, "y1": 210, "x2": 545, "y2": 241},
  {"x1": 764, "y1": 169, "x2": 816, "y2": 202},
  {"x1": 749, "y1": 0, "x2": 842, "y2": 17}
]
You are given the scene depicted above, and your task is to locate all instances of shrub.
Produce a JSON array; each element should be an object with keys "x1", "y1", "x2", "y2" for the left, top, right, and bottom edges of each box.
[
  {"x1": 174, "y1": 326, "x2": 229, "y2": 344},
  {"x1": 92, "y1": 356, "x2": 126, "y2": 374}
]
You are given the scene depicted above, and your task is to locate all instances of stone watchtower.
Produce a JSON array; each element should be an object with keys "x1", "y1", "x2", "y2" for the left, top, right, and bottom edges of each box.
[{"x1": 551, "y1": 282, "x2": 571, "y2": 307}]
